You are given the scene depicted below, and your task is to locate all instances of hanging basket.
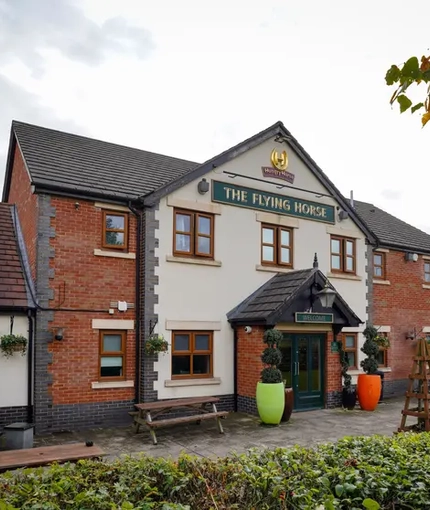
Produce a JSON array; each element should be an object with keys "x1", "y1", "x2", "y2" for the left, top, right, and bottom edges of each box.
[
  {"x1": 0, "y1": 334, "x2": 28, "y2": 358},
  {"x1": 144, "y1": 334, "x2": 169, "y2": 355}
]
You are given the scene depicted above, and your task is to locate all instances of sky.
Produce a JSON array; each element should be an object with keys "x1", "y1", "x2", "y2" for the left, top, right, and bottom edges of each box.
[{"x1": 0, "y1": 0, "x2": 429, "y2": 231}]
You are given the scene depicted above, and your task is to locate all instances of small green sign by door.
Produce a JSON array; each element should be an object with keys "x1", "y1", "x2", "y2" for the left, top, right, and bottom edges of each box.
[{"x1": 295, "y1": 312, "x2": 334, "y2": 323}]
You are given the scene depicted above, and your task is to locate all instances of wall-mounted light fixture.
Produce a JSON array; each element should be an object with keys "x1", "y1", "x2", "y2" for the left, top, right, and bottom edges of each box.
[
  {"x1": 197, "y1": 178, "x2": 210, "y2": 195},
  {"x1": 338, "y1": 210, "x2": 349, "y2": 221},
  {"x1": 405, "y1": 331, "x2": 415, "y2": 340},
  {"x1": 405, "y1": 252, "x2": 419, "y2": 262},
  {"x1": 52, "y1": 327, "x2": 65, "y2": 341}
]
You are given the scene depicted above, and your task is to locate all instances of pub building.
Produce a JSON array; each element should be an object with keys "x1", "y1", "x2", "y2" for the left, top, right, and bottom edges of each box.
[{"x1": 4, "y1": 119, "x2": 421, "y2": 432}]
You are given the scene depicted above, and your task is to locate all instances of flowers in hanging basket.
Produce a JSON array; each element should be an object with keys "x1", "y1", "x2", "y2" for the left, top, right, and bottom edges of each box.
[
  {"x1": 144, "y1": 333, "x2": 169, "y2": 355},
  {"x1": 0, "y1": 334, "x2": 28, "y2": 358}
]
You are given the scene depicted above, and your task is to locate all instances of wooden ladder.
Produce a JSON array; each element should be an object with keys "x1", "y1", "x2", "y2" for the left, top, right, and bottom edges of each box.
[{"x1": 399, "y1": 337, "x2": 430, "y2": 433}]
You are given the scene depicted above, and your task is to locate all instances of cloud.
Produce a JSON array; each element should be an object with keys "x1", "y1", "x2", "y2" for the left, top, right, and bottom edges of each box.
[
  {"x1": 380, "y1": 189, "x2": 403, "y2": 201},
  {"x1": 0, "y1": 0, "x2": 154, "y2": 76},
  {"x1": 0, "y1": 73, "x2": 84, "y2": 196}
]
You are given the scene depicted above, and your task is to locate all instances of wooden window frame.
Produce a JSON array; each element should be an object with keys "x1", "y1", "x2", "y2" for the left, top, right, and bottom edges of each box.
[
  {"x1": 424, "y1": 262, "x2": 430, "y2": 283},
  {"x1": 171, "y1": 331, "x2": 213, "y2": 379},
  {"x1": 102, "y1": 211, "x2": 129, "y2": 251},
  {"x1": 99, "y1": 330, "x2": 126, "y2": 381},
  {"x1": 377, "y1": 333, "x2": 389, "y2": 368},
  {"x1": 373, "y1": 252, "x2": 386, "y2": 280},
  {"x1": 330, "y1": 235, "x2": 356, "y2": 274},
  {"x1": 342, "y1": 333, "x2": 358, "y2": 370},
  {"x1": 261, "y1": 224, "x2": 294, "y2": 268},
  {"x1": 173, "y1": 209, "x2": 214, "y2": 259}
]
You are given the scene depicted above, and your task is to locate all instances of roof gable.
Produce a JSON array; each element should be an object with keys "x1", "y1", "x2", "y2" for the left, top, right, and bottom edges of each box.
[
  {"x1": 143, "y1": 121, "x2": 374, "y2": 241},
  {"x1": 2, "y1": 121, "x2": 199, "y2": 203},
  {"x1": 354, "y1": 200, "x2": 430, "y2": 254},
  {"x1": 0, "y1": 204, "x2": 35, "y2": 310}
]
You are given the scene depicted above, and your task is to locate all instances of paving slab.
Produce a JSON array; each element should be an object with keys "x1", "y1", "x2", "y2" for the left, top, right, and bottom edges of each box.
[{"x1": 32, "y1": 397, "x2": 405, "y2": 461}]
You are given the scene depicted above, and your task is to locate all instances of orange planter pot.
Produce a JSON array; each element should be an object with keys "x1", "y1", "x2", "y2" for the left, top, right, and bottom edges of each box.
[{"x1": 357, "y1": 374, "x2": 381, "y2": 411}]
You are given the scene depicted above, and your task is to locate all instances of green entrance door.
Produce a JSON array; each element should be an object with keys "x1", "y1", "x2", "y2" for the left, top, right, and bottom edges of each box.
[{"x1": 279, "y1": 333, "x2": 325, "y2": 410}]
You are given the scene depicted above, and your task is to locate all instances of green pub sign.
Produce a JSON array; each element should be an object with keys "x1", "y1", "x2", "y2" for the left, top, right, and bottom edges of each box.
[
  {"x1": 295, "y1": 312, "x2": 334, "y2": 324},
  {"x1": 211, "y1": 181, "x2": 335, "y2": 224}
]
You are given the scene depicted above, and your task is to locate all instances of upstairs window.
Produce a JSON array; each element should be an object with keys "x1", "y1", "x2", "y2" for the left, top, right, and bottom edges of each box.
[
  {"x1": 173, "y1": 209, "x2": 214, "y2": 258},
  {"x1": 261, "y1": 224, "x2": 293, "y2": 267},
  {"x1": 330, "y1": 236, "x2": 356, "y2": 274},
  {"x1": 102, "y1": 211, "x2": 128, "y2": 250},
  {"x1": 373, "y1": 252, "x2": 386, "y2": 280}
]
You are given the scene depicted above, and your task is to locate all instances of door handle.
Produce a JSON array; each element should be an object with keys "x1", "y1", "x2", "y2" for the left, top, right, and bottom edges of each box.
[{"x1": 297, "y1": 362, "x2": 300, "y2": 376}]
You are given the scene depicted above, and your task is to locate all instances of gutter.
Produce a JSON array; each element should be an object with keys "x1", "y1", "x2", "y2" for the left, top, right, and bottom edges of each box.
[{"x1": 233, "y1": 328, "x2": 238, "y2": 412}]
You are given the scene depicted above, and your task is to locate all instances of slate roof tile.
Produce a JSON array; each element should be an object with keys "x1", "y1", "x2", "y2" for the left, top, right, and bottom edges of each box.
[
  {"x1": 354, "y1": 201, "x2": 430, "y2": 253},
  {"x1": 0, "y1": 203, "x2": 30, "y2": 308},
  {"x1": 11, "y1": 121, "x2": 200, "y2": 201}
]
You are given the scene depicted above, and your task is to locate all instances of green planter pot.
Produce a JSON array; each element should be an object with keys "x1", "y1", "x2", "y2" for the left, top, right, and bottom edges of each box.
[{"x1": 256, "y1": 382, "x2": 285, "y2": 425}]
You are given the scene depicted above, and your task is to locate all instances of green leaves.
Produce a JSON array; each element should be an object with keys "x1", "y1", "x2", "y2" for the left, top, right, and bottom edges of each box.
[
  {"x1": 397, "y1": 94, "x2": 413, "y2": 113},
  {"x1": 2, "y1": 434, "x2": 430, "y2": 508},
  {"x1": 386, "y1": 54, "x2": 430, "y2": 127}
]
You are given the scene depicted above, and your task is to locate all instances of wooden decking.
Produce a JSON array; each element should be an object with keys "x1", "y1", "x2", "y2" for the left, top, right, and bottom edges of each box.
[{"x1": 0, "y1": 442, "x2": 105, "y2": 471}]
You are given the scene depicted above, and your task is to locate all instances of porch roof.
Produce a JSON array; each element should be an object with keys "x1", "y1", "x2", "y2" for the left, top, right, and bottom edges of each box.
[{"x1": 227, "y1": 267, "x2": 362, "y2": 327}]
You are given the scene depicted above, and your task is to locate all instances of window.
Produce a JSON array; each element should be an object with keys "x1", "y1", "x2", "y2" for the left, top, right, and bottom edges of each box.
[
  {"x1": 377, "y1": 332, "x2": 389, "y2": 367},
  {"x1": 171, "y1": 331, "x2": 213, "y2": 379},
  {"x1": 99, "y1": 331, "x2": 126, "y2": 380},
  {"x1": 173, "y1": 209, "x2": 214, "y2": 258},
  {"x1": 261, "y1": 224, "x2": 293, "y2": 267},
  {"x1": 342, "y1": 333, "x2": 357, "y2": 369},
  {"x1": 102, "y1": 211, "x2": 128, "y2": 250},
  {"x1": 330, "y1": 236, "x2": 356, "y2": 274},
  {"x1": 373, "y1": 252, "x2": 386, "y2": 280},
  {"x1": 425, "y1": 262, "x2": 430, "y2": 283}
]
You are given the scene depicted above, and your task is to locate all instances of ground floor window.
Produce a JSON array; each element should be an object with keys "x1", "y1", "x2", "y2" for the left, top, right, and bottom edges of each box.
[
  {"x1": 376, "y1": 332, "x2": 389, "y2": 367},
  {"x1": 100, "y1": 331, "x2": 126, "y2": 379},
  {"x1": 341, "y1": 333, "x2": 357, "y2": 369},
  {"x1": 172, "y1": 331, "x2": 213, "y2": 378}
]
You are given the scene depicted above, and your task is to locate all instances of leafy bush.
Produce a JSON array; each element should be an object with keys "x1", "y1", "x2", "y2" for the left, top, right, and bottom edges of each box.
[
  {"x1": 361, "y1": 326, "x2": 380, "y2": 374},
  {"x1": 2, "y1": 433, "x2": 430, "y2": 509}
]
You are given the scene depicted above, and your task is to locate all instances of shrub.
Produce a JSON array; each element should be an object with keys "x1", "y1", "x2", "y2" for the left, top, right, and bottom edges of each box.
[
  {"x1": 260, "y1": 328, "x2": 283, "y2": 384},
  {"x1": 361, "y1": 326, "x2": 380, "y2": 374},
  {"x1": 2, "y1": 433, "x2": 430, "y2": 509}
]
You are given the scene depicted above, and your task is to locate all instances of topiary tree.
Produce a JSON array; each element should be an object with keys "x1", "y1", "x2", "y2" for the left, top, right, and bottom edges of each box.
[
  {"x1": 361, "y1": 326, "x2": 380, "y2": 374},
  {"x1": 261, "y1": 328, "x2": 283, "y2": 384},
  {"x1": 337, "y1": 340, "x2": 354, "y2": 393}
]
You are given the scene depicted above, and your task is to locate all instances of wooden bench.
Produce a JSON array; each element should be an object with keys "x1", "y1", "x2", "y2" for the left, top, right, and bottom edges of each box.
[
  {"x1": 132, "y1": 396, "x2": 229, "y2": 445},
  {"x1": 0, "y1": 442, "x2": 106, "y2": 472}
]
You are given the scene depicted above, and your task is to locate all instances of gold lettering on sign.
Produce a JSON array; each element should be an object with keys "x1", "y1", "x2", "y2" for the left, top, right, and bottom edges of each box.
[{"x1": 270, "y1": 149, "x2": 288, "y2": 171}]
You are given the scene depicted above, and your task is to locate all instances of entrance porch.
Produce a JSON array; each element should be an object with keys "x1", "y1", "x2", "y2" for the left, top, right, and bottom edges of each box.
[{"x1": 227, "y1": 264, "x2": 363, "y2": 414}]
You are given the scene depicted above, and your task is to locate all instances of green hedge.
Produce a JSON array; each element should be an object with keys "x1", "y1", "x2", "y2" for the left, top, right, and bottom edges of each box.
[{"x1": 1, "y1": 433, "x2": 430, "y2": 509}]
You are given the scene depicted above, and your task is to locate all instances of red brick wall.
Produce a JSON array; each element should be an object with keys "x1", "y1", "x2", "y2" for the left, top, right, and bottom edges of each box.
[
  {"x1": 6, "y1": 145, "x2": 38, "y2": 280},
  {"x1": 326, "y1": 332, "x2": 342, "y2": 394},
  {"x1": 237, "y1": 326, "x2": 265, "y2": 398},
  {"x1": 48, "y1": 197, "x2": 137, "y2": 404},
  {"x1": 373, "y1": 250, "x2": 429, "y2": 381}
]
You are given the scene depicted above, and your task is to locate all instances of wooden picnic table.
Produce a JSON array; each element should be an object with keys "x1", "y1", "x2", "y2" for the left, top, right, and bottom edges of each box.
[{"x1": 131, "y1": 396, "x2": 229, "y2": 445}]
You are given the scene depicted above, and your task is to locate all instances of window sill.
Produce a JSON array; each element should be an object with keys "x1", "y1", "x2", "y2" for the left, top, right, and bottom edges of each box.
[
  {"x1": 348, "y1": 368, "x2": 392, "y2": 376},
  {"x1": 91, "y1": 380, "x2": 134, "y2": 389},
  {"x1": 423, "y1": 284, "x2": 430, "y2": 290},
  {"x1": 94, "y1": 249, "x2": 136, "y2": 259},
  {"x1": 165, "y1": 377, "x2": 221, "y2": 388},
  {"x1": 374, "y1": 279, "x2": 391, "y2": 286},
  {"x1": 166, "y1": 255, "x2": 222, "y2": 267},
  {"x1": 255, "y1": 264, "x2": 293, "y2": 274},
  {"x1": 327, "y1": 272, "x2": 362, "y2": 281}
]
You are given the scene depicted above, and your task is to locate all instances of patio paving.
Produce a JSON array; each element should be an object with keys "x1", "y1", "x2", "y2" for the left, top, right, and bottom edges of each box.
[{"x1": 32, "y1": 397, "x2": 405, "y2": 461}]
